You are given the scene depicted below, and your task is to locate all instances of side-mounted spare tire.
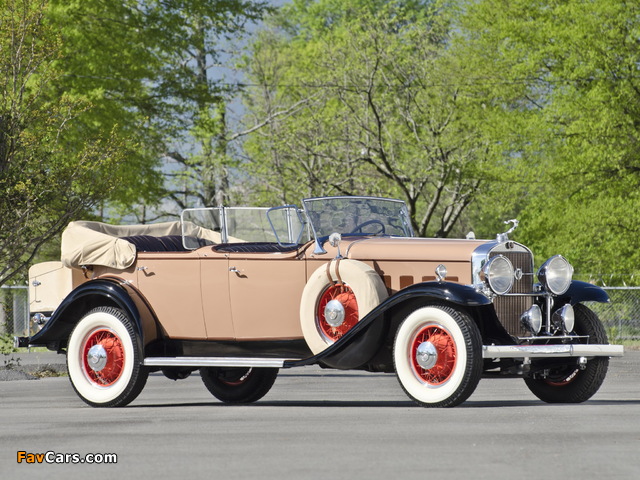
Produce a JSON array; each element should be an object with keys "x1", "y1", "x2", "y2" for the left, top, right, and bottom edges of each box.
[{"x1": 300, "y1": 259, "x2": 388, "y2": 354}]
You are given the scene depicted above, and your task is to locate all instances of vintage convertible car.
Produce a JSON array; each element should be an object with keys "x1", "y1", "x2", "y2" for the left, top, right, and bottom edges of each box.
[{"x1": 20, "y1": 196, "x2": 623, "y2": 407}]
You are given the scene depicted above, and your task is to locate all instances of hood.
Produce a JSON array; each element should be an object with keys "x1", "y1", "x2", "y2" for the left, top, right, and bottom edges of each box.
[{"x1": 341, "y1": 236, "x2": 492, "y2": 262}]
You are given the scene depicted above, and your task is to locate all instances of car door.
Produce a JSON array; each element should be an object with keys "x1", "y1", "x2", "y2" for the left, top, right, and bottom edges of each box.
[
  {"x1": 226, "y1": 250, "x2": 306, "y2": 340},
  {"x1": 135, "y1": 251, "x2": 207, "y2": 339},
  {"x1": 199, "y1": 249, "x2": 235, "y2": 340}
]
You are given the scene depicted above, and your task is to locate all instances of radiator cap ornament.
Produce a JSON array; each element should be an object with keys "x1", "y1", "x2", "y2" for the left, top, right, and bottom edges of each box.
[{"x1": 497, "y1": 219, "x2": 519, "y2": 243}]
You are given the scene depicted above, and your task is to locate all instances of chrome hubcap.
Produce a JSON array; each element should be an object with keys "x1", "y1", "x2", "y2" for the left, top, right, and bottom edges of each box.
[
  {"x1": 415, "y1": 341, "x2": 438, "y2": 370},
  {"x1": 324, "y1": 299, "x2": 346, "y2": 327},
  {"x1": 86, "y1": 344, "x2": 108, "y2": 372}
]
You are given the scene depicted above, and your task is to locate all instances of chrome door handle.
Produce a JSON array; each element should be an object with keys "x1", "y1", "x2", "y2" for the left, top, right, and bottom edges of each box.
[{"x1": 229, "y1": 267, "x2": 240, "y2": 273}]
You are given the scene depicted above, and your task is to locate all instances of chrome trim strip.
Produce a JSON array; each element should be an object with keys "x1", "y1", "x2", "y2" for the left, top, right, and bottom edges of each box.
[
  {"x1": 143, "y1": 357, "x2": 294, "y2": 368},
  {"x1": 516, "y1": 335, "x2": 589, "y2": 341},
  {"x1": 482, "y1": 344, "x2": 624, "y2": 359}
]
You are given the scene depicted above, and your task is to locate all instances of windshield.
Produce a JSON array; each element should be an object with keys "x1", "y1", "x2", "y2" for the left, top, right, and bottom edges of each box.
[
  {"x1": 302, "y1": 196, "x2": 414, "y2": 239},
  {"x1": 181, "y1": 206, "x2": 308, "y2": 248}
]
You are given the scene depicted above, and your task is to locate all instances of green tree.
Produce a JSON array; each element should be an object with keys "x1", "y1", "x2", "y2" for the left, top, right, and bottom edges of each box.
[
  {"x1": 0, "y1": 0, "x2": 123, "y2": 285},
  {"x1": 46, "y1": 0, "x2": 270, "y2": 220},
  {"x1": 452, "y1": 0, "x2": 640, "y2": 277},
  {"x1": 241, "y1": 0, "x2": 491, "y2": 237}
]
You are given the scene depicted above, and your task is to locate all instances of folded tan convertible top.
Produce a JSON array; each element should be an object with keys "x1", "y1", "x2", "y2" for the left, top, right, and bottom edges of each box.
[{"x1": 60, "y1": 220, "x2": 223, "y2": 269}]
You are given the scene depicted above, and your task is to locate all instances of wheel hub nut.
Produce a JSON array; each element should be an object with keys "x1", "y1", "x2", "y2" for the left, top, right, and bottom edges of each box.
[
  {"x1": 87, "y1": 344, "x2": 108, "y2": 372},
  {"x1": 324, "y1": 299, "x2": 346, "y2": 327},
  {"x1": 416, "y1": 341, "x2": 438, "y2": 370}
]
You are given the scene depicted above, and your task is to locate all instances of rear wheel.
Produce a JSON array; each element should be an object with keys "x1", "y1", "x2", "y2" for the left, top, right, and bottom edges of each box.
[
  {"x1": 66, "y1": 307, "x2": 148, "y2": 407},
  {"x1": 200, "y1": 367, "x2": 278, "y2": 404},
  {"x1": 524, "y1": 304, "x2": 609, "y2": 403},
  {"x1": 393, "y1": 305, "x2": 482, "y2": 408}
]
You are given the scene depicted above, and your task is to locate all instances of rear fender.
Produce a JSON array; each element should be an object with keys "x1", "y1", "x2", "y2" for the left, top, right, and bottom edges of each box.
[{"x1": 29, "y1": 279, "x2": 154, "y2": 352}]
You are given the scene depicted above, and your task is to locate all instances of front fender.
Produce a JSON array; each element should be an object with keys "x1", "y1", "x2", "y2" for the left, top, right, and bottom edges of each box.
[
  {"x1": 287, "y1": 281, "x2": 491, "y2": 370},
  {"x1": 558, "y1": 280, "x2": 610, "y2": 305},
  {"x1": 29, "y1": 279, "x2": 144, "y2": 350},
  {"x1": 384, "y1": 282, "x2": 492, "y2": 308}
]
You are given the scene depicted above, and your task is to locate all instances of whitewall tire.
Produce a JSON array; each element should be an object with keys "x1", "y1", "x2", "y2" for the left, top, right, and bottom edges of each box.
[
  {"x1": 393, "y1": 305, "x2": 482, "y2": 407},
  {"x1": 66, "y1": 307, "x2": 148, "y2": 407}
]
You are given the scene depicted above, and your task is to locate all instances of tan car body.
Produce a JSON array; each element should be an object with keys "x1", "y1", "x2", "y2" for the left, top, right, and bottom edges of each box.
[{"x1": 78, "y1": 237, "x2": 485, "y2": 346}]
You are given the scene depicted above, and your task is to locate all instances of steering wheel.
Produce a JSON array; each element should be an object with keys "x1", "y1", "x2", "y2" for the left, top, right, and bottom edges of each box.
[{"x1": 350, "y1": 219, "x2": 386, "y2": 235}]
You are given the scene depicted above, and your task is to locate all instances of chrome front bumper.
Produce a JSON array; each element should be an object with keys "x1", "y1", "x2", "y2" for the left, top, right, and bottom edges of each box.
[{"x1": 483, "y1": 344, "x2": 624, "y2": 359}]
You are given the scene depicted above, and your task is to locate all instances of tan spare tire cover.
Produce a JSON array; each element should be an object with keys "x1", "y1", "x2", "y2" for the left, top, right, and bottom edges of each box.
[{"x1": 300, "y1": 259, "x2": 389, "y2": 354}]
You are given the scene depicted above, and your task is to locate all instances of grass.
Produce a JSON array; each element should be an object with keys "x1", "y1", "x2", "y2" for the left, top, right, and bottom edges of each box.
[
  {"x1": 613, "y1": 340, "x2": 640, "y2": 350},
  {"x1": 16, "y1": 346, "x2": 49, "y2": 353},
  {"x1": 0, "y1": 334, "x2": 16, "y2": 355},
  {"x1": 30, "y1": 366, "x2": 67, "y2": 378}
]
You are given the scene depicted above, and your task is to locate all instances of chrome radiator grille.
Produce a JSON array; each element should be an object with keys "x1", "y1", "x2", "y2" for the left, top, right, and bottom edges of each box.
[{"x1": 490, "y1": 249, "x2": 534, "y2": 337}]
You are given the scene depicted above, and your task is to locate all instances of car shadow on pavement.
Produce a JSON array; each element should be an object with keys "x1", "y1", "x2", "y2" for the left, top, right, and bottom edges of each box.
[
  {"x1": 127, "y1": 397, "x2": 640, "y2": 409},
  {"x1": 462, "y1": 399, "x2": 640, "y2": 408}
]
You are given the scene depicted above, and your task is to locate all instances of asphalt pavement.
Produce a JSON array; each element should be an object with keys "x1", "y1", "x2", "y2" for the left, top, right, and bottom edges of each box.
[
  {"x1": 0, "y1": 351, "x2": 66, "y2": 381},
  {"x1": 1, "y1": 350, "x2": 639, "y2": 480}
]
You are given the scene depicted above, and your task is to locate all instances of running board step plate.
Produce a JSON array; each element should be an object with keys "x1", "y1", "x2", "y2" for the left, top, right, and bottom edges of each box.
[{"x1": 144, "y1": 357, "x2": 298, "y2": 368}]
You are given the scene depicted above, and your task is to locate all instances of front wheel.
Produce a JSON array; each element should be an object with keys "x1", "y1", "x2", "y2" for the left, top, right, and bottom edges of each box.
[
  {"x1": 524, "y1": 304, "x2": 609, "y2": 403},
  {"x1": 393, "y1": 305, "x2": 483, "y2": 408},
  {"x1": 200, "y1": 367, "x2": 278, "y2": 404},
  {"x1": 66, "y1": 307, "x2": 148, "y2": 407}
]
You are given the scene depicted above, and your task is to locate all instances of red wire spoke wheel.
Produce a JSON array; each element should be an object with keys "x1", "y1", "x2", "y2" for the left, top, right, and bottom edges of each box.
[
  {"x1": 81, "y1": 329, "x2": 125, "y2": 386},
  {"x1": 393, "y1": 305, "x2": 482, "y2": 408},
  {"x1": 316, "y1": 283, "x2": 359, "y2": 342},
  {"x1": 300, "y1": 259, "x2": 389, "y2": 354},
  {"x1": 67, "y1": 307, "x2": 148, "y2": 407},
  {"x1": 544, "y1": 369, "x2": 579, "y2": 387},
  {"x1": 200, "y1": 367, "x2": 279, "y2": 404},
  {"x1": 217, "y1": 368, "x2": 252, "y2": 386},
  {"x1": 409, "y1": 325, "x2": 457, "y2": 385}
]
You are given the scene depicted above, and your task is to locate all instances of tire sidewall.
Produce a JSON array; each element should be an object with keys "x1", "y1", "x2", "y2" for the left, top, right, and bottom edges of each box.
[
  {"x1": 524, "y1": 304, "x2": 610, "y2": 403},
  {"x1": 394, "y1": 306, "x2": 476, "y2": 406},
  {"x1": 200, "y1": 367, "x2": 279, "y2": 403},
  {"x1": 300, "y1": 259, "x2": 388, "y2": 354},
  {"x1": 67, "y1": 308, "x2": 137, "y2": 406}
]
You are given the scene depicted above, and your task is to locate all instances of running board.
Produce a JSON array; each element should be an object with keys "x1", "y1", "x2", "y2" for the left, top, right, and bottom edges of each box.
[
  {"x1": 483, "y1": 344, "x2": 624, "y2": 359},
  {"x1": 143, "y1": 357, "x2": 297, "y2": 368}
]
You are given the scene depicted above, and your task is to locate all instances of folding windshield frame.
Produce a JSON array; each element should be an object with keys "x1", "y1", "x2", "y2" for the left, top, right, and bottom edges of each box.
[{"x1": 180, "y1": 206, "x2": 308, "y2": 249}]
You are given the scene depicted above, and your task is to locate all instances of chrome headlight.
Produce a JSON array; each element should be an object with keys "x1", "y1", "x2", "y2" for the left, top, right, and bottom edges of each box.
[
  {"x1": 521, "y1": 304, "x2": 542, "y2": 334},
  {"x1": 538, "y1": 255, "x2": 573, "y2": 295},
  {"x1": 553, "y1": 304, "x2": 575, "y2": 333},
  {"x1": 482, "y1": 255, "x2": 514, "y2": 295}
]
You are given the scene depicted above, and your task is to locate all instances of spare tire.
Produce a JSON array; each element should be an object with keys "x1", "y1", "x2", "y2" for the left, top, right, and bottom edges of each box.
[{"x1": 300, "y1": 259, "x2": 388, "y2": 354}]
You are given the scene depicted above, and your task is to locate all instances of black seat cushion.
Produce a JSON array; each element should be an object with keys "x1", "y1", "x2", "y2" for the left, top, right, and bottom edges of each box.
[
  {"x1": 214, "y1": 242, "x2": 300, "y2": 253},
  {"x1": 121, "y1": 235, "x2": 212, "y2": 252}
]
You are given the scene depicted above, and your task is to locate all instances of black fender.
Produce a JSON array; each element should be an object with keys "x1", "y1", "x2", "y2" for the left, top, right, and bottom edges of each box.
[
  {"x1": 558, "y1": 280, "x2": 610, "y2": 305},
  {"x1": 287, "y1": 281, "x2": 491, "y2": 370},
  {"x1": 29, "y1": 279, "x2": 145, "y2": 352}
]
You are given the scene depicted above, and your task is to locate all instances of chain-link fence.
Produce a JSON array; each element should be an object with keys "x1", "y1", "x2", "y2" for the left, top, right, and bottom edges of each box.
[
  {"x1": 1, "y1": 283, "x2": 640, "y2": 343},
  {"x1": 588, "y1": 287, "x2": 640, "y2": 342},
  {"x1": 0, "y1": 286, "x2": 29, "y2": 337}
]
